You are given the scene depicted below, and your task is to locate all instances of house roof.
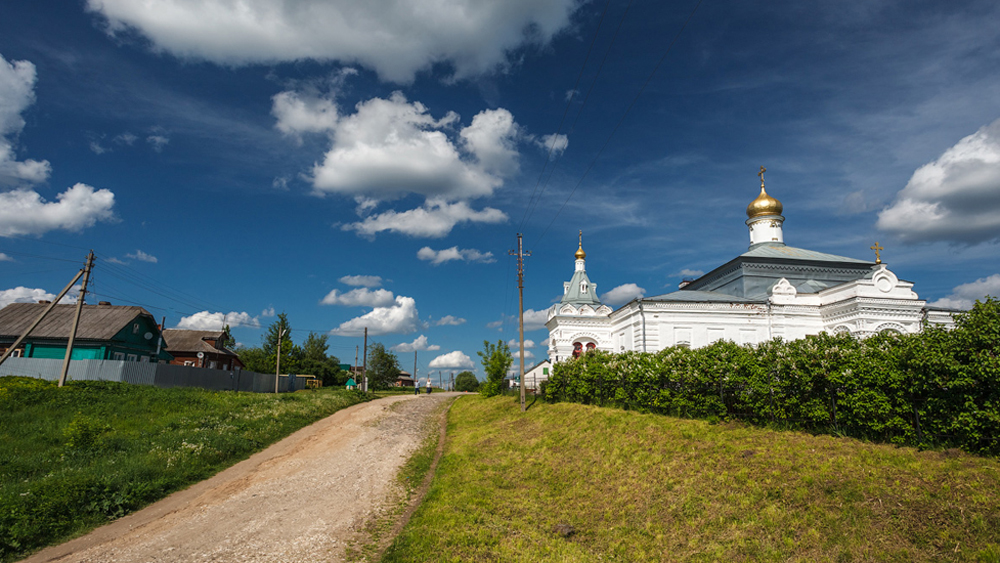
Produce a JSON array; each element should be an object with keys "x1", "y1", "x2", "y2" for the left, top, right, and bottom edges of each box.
[
  {"x1": 0, "y1": 303, "x2": 154, "y2": 341},
  {"x1": 161, "y1": 329, "x2": 238, "y2": 357}
]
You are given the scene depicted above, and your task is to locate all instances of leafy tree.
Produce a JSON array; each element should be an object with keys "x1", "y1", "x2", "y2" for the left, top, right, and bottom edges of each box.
[
  {"x1": 299, "y1": 332, "x2": 344, "y2": 386},
  {"x1": 237, "y1": 313, "x2": 300, "y2": 375},
  {"x1": 236, "y1": 345, "x2": 269, "y2": 374},
  {"x1": 219, "y1": 325, "x2": 236, "y2": 349},
  {"x1": 367, "y1": 343, "x2": 401, "y2": 390},
  {"x1": 477, "y1": 340, "x2": 512, "y2": 397},
  {"x1": 454, "y1": 371, "x2": 480, "y2": 392}
]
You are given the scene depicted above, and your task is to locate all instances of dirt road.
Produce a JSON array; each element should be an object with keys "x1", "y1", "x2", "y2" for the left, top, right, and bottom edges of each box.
[{"x1": 21, "y1": 392, "x2": 459, "y2": 563}]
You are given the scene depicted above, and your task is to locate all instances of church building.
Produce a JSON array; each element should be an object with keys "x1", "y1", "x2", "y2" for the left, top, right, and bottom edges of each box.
[{"x1": 546, "y1": 168, "x2": 957, "y2": 362}]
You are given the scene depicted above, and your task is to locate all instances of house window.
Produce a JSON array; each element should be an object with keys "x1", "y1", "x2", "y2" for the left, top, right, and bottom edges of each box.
[
  {"x1": 113, "y1": 352, "x2": 125, "y2": 360},
  {"x1": 127, "y1": 354, "x2": 138, "y2": 362},
  {"x1": 139, "y1": 356, "x2": 149, "y2": 363},
  {"x1": 184, "y1": 360, "x2": 195, "y2": 366},
  {"x1": 10, "y1": 349, "x2": 21, "y2": 358},
  {"x1": 542, "y1": 367, "x2": 549, "y2": 375},
  {"x1": 209, "y1": 360, "x2": 217, "y2": 369},
  {"x1": 132, "y1": 323, "x2": 140, "y2": 334}
]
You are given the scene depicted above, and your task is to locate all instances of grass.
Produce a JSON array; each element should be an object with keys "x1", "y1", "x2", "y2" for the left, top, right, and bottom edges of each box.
[
  {"x1": 0, "y1": 376, "x2": 373, "y2": 562},
  {"x1": 382, "y1": 395, "x2": 1000, "y2": 563}
]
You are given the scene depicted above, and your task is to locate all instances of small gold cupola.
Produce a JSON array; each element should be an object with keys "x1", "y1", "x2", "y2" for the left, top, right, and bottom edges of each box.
[
  {"x1": 574, "y1": 230, "x2": 586, "y2": 260},
  {"x1": 746, "y1": 166, "x2": 783, "y2": 219}
]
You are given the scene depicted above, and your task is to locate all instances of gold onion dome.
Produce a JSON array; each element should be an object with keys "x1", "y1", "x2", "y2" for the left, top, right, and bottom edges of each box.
[
  {"x1": 746, "y1": 186, "x2": 783, "y2": 218},
  {"x1": 575, "y1": 230, "x2": 586, "y2": 259}
]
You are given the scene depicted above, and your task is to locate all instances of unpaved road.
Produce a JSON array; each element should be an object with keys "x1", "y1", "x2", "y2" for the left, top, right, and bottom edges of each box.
[{"x1": 21, "y1": 392, "x2": 459, "y2": 563}]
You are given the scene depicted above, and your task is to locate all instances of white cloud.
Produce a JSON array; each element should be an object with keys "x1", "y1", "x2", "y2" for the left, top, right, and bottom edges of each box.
[
  {"x1": 0, "y1": 184, "x2": 116, "y2": 237},
  {"x1": 299, "y1": 93, "x2": 516, "y2": 202},
  {"x1": 261, "y1": 306, "x2": 276, "y2": 317},
  {"x1": 601, "y1": 283, "x2": 646, "y2": 305},
  {"x1": 344, "y1": 200, "x2": 507, "y2": 238},
  {"x1": 672, "y1": 268, "x2": 704, "y2": 278},
  {"x1": 85, "y1": 0, "x2": 580, "y2": 83},
  {"x1": 0, "y1": 253, "x2": 11, "y2": 262},
  {"x1": 114, "y1": 133, "x2": 137, "y2": 146},
  {"x1": 434, "y1": 315, "x2": 466, "y2": 326},
  {"x1": 429, "y1": 350, "x2": 474, "y2": 369},
  {"x1": 877, "y1": 118, "x2": 1000, "y2": 244},
  {"x1": 928, "y1": 273, "x2": 1000, "y2": 310},
  {"x1": 330, "y1": 295, "x2": 422, "y2": 336},
  {"x1": 176, "y1": 310, "x2": 261, "y2": 330},
  {"x1": 272, "y1": 90, "x2": 341, "y2": 139},
  {"x1": 0, "y1": 54, "x2": 51, "y2": 184},
  {"x1": 417, "y1": 245, "x2": 495, "y2": 265},
  {"x1": 126, "y1": 249, "x2": 158, "y2": 263},
  {"x1": 146, "y1": 135, "x2": 169, "y2": 152},
  {"x1": 535, "y1": 133, "x2": 568, "y2": 157},
  {"x1": 321, "y1": 287, "x2": 395, "y2": 307},
  {"x1": 89, "y1": 141, "x2": 109, "y2": 155},
  {"x1": 540, "y1": 338, "x2": 549, "y2": 347},
  {"x1": 512, "y1": 349, "x2": 535, "y2": 360},
  {"x1": 391, "y1": 334, "x2": 441, "y2": 353},
  {"x1": 106, "y1": 257, "x2": 127, "y2": 265},
  {"x1": 0, "y1": 286, "x2": 79, "y2": 309},
  {"x1": 507, "y1": 338, "x2": 536, "y2": 349},
  {"x1": 339, "y1": 274, "x2": 383, "y2": 287}
]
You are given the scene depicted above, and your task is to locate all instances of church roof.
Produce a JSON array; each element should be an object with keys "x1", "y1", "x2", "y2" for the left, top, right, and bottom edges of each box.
[
  {"x1": 741, "y1": 243, "x2": 872, "y2": 264},
  {"x1": 645, "y1": 290, "x2": 766, "y2": 303},
  {"x1": 561, "y1": 269, "x2": 603, "y2": 306}
]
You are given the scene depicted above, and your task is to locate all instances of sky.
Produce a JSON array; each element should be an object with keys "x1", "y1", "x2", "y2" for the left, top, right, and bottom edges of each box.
[{"x1": 1, "y1": 0, "x2": 999, "y2": 382}]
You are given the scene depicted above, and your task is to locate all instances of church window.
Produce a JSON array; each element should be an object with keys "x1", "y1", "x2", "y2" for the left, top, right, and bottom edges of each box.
[
  {"x1": 586, "y1": 342, "x2": 596, "y2": 351},
  {"x1": 573, "y1": 342, "x2": 583, "y2": 358},
  {"x1": 580, "y1": 282, "x2": 588, "y2": 294}
]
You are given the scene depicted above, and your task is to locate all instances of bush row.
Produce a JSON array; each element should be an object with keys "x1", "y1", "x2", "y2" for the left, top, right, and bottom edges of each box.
[{"x1": 544, "y1": 297, "x2": 1000, "y2": 456}]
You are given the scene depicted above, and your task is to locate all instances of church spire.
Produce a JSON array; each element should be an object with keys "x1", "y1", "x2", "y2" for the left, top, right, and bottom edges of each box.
[{"x1": 745, "y1": 166, "x2": 786, "y2": 247}]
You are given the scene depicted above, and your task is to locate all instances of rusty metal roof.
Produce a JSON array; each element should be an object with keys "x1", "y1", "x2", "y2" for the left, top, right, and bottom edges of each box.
[{"x1": 161, "y1": 329, "x2": 239, "y2": 357}]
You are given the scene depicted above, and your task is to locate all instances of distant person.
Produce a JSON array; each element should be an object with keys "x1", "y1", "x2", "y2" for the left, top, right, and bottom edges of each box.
[
  {"x1": 414, "y1": 381, "x2": 420, "y2": 395},
  {"x1": 426, "y1": 378, "x2": 432, "y2": 394}
]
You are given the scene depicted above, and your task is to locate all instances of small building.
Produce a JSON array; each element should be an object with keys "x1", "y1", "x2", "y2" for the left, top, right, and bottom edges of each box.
[
  {"x1": 522, "y1": 360, "x2": 553, "y2": 392},
  {"x1": 395, "y1": 370, "x2": 416, "y2": 387},
  {"x1": 0, "y1": 302, "x2": 173, "y2": 362},
  {"x1": 161, "y1": 329, "x2": 243, "y2": 370},
  {"x1": 345, "y1": 377, "x2": 357, "y2": 390}
]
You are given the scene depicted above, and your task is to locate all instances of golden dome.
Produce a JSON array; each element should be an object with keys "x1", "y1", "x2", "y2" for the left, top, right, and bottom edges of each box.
[
  {"x1": 575, "y1": 230, "x2": 586, "y2": 260},
  {"x1": 746, "y1": 186, "x2": 783, "y2": 218}
]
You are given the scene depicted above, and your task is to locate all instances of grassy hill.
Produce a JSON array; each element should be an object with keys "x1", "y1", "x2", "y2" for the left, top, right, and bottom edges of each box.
[
  {"x1": 0, "y1": 376, "x2": 371, "y2": 563},
  {"x1": 383, "y1": 395, "x2": 1000, "y2": 562}
]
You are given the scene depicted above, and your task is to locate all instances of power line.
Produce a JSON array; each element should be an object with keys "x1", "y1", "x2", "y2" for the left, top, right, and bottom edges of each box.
[{"x1": 537, "y1": 0, "x2": 705, "y2": 243}]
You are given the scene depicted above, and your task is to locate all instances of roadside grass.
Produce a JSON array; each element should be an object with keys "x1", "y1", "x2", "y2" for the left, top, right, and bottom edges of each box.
[
  {"x1": 382, "y1": 395, "x2": 1000, "y2": 563},
  {"x1": 0, "y1": 376, "x2": 372, "y2": 563},
  {"x1": 347, "y1": 397, "x2": 452, "y2": 563}
]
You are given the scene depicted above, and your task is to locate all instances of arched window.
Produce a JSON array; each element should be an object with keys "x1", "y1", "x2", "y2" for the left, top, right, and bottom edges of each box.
[
  {"x1": 573, "y1": 342, "x2": 583, "y2": 358},
  {"x1": 580, "y1": 282, "x2": 588, "y2": 294},
  {"x1": 586, "y1": 342, "x2": 596, "y2": 352}
]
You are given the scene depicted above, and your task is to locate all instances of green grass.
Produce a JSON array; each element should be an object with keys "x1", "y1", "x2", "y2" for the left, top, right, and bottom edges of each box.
[
  {"x1": 0, "y1": 376, "x2": 373, "y2": 562},
  {"x1": 382, "y1": 395, "x2": 1000, "y2": 563}
]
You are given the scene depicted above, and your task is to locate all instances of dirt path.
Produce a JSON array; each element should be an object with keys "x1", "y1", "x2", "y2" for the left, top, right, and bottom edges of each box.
[{"x1": 21, "y1": 392, "x2": 460, "y2": 563}]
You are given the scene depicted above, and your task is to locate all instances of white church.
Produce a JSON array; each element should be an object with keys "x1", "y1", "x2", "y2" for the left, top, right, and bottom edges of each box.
[{"x1": 546, "y1": 169, "x2": 957, "y2": 363}]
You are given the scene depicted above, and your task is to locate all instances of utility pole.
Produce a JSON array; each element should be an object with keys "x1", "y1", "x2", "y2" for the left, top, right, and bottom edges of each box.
[
  {"x1": 451, "y1": 371, "x2": 455, "y2": 392},
  {"x1": 275, "y1": 328, "x2": 287, "y2": 393},
  {"x1": 362, "y1": 327, "x2": 368, "y2": 392},
  {"x1": 0, "y1": 261, "x2": 86, "y2": 366},
  {"x1": 59, "y1": 250, "x2": 94, "y2": 387},
  {"x1": 509, "y1": 233, "x2": 530, "y2": 412},
  {"x1": 413, "y1": 351, "x2": 418, "y2": 390}
]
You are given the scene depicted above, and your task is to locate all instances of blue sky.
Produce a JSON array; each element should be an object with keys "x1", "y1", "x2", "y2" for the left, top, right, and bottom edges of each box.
[{"x1": 1, "y1": 0, "x2": 999, "y2": 381}]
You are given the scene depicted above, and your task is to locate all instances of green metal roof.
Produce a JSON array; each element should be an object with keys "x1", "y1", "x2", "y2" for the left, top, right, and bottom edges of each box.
[
  {"x1": 646, "y1": 290, "x2": 766, "y2": 303},
  {"x1": 560, "y1": 269, "x2": 603, "y2": 306},
  {"x1": 741, "y1": 243, "x2": 872, "y2": 264}
]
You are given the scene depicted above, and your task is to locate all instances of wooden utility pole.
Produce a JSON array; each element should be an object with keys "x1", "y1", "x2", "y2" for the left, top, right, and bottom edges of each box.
[
  {"x1": 58, "y1": 250, "x2": 94, "y2": 387},
  {"x1": 0, "y1": 262, "x2": 86, "y2": 366},
  {"x1": 275, "y1": 328, "x2": 287, "y2": 393},
  {"x1": 509, "y1": 233, "x2": 530, "y2": 412},
  {"x1": 362, "y1": 327, "x2": 368, "y2": 392},
  {"x1": 413, "y1": 351, "x2": 418, "y2": 390}
]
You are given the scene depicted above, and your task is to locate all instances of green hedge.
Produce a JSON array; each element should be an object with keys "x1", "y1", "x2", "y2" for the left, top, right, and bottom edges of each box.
[{"x1": 545, "y1": 297, "x2": 1000, "y2": 456}]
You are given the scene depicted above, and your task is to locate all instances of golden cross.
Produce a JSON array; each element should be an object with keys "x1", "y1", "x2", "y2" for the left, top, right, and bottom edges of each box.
[
  {"x1": 758, "y1": 165, "x2": 766, "y2": 189},
  {"x1": 870, "y1": 241, "x2": 883, "y2": 264},
  {"x1": 579, "y1": 230, "x2": 583, "y2": 247}
]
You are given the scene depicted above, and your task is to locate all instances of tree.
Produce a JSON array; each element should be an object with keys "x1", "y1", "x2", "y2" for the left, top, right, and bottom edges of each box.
[
  {"x1": 219, "y1": 325, "x2": 236, "y2": 349},
  {"x1": 454, "y1": 371, "x2": 480, "y2": 392},
  {"x1": 477, "y1": 340, "x2": 512, "y2": 397},
  {"x1": 237, "y1": 314, "x2": 301, "y2": 375},
  {"x1": 367, "y1": 343, "x2": 401, "y2": 390},
  {"x1": 299, "y1": 332, "x2": 344, "y2": 386}
]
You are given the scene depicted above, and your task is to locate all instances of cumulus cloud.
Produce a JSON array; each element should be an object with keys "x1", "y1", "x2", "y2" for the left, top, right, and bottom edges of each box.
[
  {"x1": 0, "y1": 184, "x2": 116, "y2": 237},
  {"x1": 339, "y1": 274, "x2": 383, "y2": 287},
  {"x1": 507, "y1": 338, "x2": 536, "y2": 349},
  {"x1": 490, "y1": 308, "x2": 549, "y2": 332},
  {"x1": 321, "y1": 287, "x2": 395, "y2": 307},
  {"x1": 126, "y1": 249, "x2": 158, "y2": 263},
  {"x1": 391, "y1": 334, "x2": 441, "y2": 353},
  {"x1": 601, "y1": 283, "x2": 646, "y2": 305},
  {"x1": 344, "y1": 200, "x2": 507, "y2": 238},
  {"x1": 146, "y1": 135, "x2": 169, "y2": 152},
  {"x1": 672, "y1": 268, "x2": 704, "y2": 278},
  {"x1": 434, "y1": 315, "x2": 466, "y2": 326},
  {"x1": 176, "y1": 311, "x2": 261, "y2": 330},
  {"x1": 85, "y1": 0, "x2": 579, "y2": 83},
  {"x1": 535, "y1": 133, "x2": 568, "y2": 157},
  {"x1": 0, "y1": 54, "x2": 51, "y2": 184},
  {"x1": 417, "y1": 245, "x2": 495, "y2": 265},
  {"x1": 429, "y1": 350, "x2": 474, "y2": 369},
  {"x1": 330, "y1": 295, "x2": 422, "y2": 336},
  {"x1": 928, "y1": 273, "x2": 1000, "y2": 310},
  {"x1": 261, "y1": 307, "x2": 276, "y2": 317},
  {"x1": 877, "y1": 118, "x2": 1000, "y2": 244},
  {"x1": 0, "y1": 253, "x2": 11, "y2": 262},
  {"x1": 0, "y1": 286, "x2": 79, "y2": 309}
]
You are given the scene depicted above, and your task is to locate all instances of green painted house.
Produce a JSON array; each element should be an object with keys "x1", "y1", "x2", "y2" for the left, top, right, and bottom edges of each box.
[{"x1": 0, "y1": 302, "x2": 173, "y2": 363}]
